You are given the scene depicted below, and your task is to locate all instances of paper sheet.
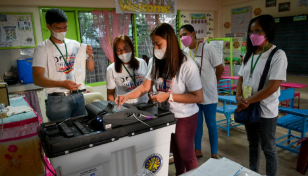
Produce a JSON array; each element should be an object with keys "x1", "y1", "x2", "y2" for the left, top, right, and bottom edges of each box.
[
  {"x1": 209, "y1": 40, "x2": 224, "y2": 63},
  {"x1": 189, "y1": 158, "x2": 243, "y2": 176}
]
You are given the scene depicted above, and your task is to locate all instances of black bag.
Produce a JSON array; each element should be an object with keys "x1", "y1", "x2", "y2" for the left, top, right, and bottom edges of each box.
[{"x1": 234, "y1": 47, "x2": 279, "y2": 124}]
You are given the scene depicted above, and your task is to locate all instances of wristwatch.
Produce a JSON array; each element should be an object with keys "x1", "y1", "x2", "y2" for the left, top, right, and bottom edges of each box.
[
  {"x1": 168, "y1": 93, "x2": 174, "y2": 102},
  {"x1": 87, "y1": 54, "x2": 94, "y2": 60}
]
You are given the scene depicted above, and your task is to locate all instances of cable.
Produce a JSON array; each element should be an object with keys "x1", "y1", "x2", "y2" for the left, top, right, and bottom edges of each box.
[
  {"x1": 40, "y1": 142, "x2": 56, "y2": 176},
  {"x1": 132, "y1": 113, "x2": 151, "y2": 127}
]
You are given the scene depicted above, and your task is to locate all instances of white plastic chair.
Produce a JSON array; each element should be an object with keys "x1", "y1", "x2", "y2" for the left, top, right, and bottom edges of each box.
[{"x1": 83, "y1": 92, "x2": 105, "y2": 104}]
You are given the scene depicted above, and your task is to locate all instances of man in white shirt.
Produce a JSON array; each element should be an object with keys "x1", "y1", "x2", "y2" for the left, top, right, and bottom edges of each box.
[{"x1": 32, "y1": 8, "x2": 94, "y2": 122}]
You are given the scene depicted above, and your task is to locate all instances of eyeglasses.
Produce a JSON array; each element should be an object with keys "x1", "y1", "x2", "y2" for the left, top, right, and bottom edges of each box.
[
  {"x1": 248, "y1": 30, "x2": 263, "y2": 35},
  {"x1": 116, "y1": 46, "x2": 131, "y2": 54}
]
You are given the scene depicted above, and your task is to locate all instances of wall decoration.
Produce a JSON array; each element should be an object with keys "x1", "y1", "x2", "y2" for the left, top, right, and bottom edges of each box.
[
  {"x1": 184, "y1": 20, "x2": 189, "y2": 23},
  {"x1": 293, "y1": 15, "x2": 307, "y2": 21},
  {"x1": 224, "y1": 22, "x2": 231, "y2": 29},
  {"x1": 225, "y1": 42, "x2": 230, "y2": 49},
  {"x1": 1, "y1": 14, "x2": 7, "y2": 22},
  {"x1": 0, "y1": 12, "x2": 36, "y2": 49},
  {"x1": 279, "y1": 2, "x2": 291, "y2": 12},
  {"x1": 235, "y1": 33, "x2": 246, "y2": 37},
  {"x1": 3, "y1": 26, "x2": 17, "y2": 41},
  {"x1": 225, "y1": 33, "x2": 235, "y2": 37},
  {"x1": 266, "y1": 0, "x2": 276, "y2": 7},
  {"x1": 231, "y1": 6, "x2": 252, "y2": 33},
  {"x1": 233, "y1": 41, "x2": 240, "y2": 49},
  {"x1": 253, "y1": 8, "x2": 262, "y2": 16},
  {"x1": 115, "y1": 0, "x2": 177, "y2": 15},
  {"x1": 298, "y1": 0, "x2": 308, "y2": 6},
  {"x1": 181, "y1": 14, "x2": 186, "y2": 18},
  {"x1": 17, "y1": 16, "x2": 31, "y2": 31},
  {"x1": 190, "y1": 14, "x2": 207, "y2": 38}
]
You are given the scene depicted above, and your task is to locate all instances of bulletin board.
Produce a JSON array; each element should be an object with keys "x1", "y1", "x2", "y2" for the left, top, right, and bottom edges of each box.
[{"x1": 0, "y1": 12, "x2": 37, "y2": 50}]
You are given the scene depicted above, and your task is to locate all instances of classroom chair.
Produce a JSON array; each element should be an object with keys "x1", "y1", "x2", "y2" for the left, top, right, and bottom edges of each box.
[
  {"x1": 217, "y1": 79, "x2": 232, "y2": 95},
  {"x1": 222, "y1": 66, "x2": 237, "y2": 91},
  {"x1": 276, "y1": 88, "x2": 308, "y2": 154},
  {"x1": 216, "y1": 95, "x2": 242, "y2": 136}
]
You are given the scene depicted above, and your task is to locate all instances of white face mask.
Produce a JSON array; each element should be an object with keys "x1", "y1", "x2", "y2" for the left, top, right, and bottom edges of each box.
[
  {"x1": 118, "y1": 52, "x2": 132, "y2": 63},
  {"x1": 154, "y1": 47, "x2": 166, "y2": 60},
  {"x1": 49, "y1": 25, "x2": 66, "y2": 41}
]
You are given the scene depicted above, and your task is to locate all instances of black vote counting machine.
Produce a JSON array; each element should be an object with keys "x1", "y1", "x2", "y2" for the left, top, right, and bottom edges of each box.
[{"x1": 38, "y1": 101, "x2": 176, "y2": 158}]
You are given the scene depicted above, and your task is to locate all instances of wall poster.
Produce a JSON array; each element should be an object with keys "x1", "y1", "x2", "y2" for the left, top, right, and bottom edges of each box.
[
  {"x1": 190, "y1": 14, "x2": 207, "y2": 38},
  {"x1": 231, "y1": 7, "x2": 252, "y2": 33}
]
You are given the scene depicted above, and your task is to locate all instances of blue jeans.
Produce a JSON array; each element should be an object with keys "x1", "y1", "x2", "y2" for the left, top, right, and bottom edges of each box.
[
  {"x1": 245, "y1": 117, "x2": 278, "y2": 176},
  {"x1": 194, "y1": 103, "x2": 218, "y2": 154},
  {"x1": 46, "y1": 93, "x2": 87, "y2": 122}
]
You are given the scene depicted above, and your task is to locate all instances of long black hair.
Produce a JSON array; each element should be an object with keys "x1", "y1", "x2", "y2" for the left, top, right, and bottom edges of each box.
[
  {"x1": 150, "y1": 23, "x2": 186, "y2": 79},
  {"x1": 179, "y1": 24, "x2": 197, "y2": 39},
  {"x1": 244, "y1": 15, "x2": 276, "y2": 65}
]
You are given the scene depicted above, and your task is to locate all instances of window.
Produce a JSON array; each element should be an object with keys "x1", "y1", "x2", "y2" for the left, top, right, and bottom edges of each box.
[
  {"x1": 135, "y1": 14, "x2": 178, "y2": 59},
  {"x1": 79, "y1": 11, "x2": 133, "y2": 84},
  {"x1": 79, "y1": 12, "x2": 110, "y2": 84}
]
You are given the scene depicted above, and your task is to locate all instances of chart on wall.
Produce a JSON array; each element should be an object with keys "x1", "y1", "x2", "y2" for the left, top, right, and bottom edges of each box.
[
  {"x1": 231, "y1": 7, "x2": 252, "y2": 33},
  {"x1": 0, "y1": 13, "x2": 36, "y2": 49},
  {"x1": 190, "y1": 14, "x2": 207, "y2": 38}
]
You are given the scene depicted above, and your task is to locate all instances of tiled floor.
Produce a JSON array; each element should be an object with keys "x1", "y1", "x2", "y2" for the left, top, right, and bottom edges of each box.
[{"x1": 168, "y1": 75, "x2": 308, "y2": 176}]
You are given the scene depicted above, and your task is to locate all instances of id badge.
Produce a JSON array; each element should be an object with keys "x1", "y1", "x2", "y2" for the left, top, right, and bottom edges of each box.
[
  {"x1": 66, "y1": 71, "x2": 76, "y2": 82},
  {"x1": 243, "y1": 81, "x2": 253, "y2": 99}
]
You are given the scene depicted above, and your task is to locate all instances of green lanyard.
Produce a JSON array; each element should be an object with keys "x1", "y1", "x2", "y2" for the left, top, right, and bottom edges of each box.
[
  {"x1": 50, "y1": 39, "x2": 70, "y2": 69},
  {"x1": 250, "y1": 43, "x2": 271, "y2": 77},
  {"x1": 122, "y1": 63, "x2": 136, "y2": 86}
]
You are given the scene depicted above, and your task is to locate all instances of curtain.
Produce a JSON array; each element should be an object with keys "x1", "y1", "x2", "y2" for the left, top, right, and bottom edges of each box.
[
  {"x1": 137, "y1": 14, "x2": 177, "y2": 58},
  {"x1": 92, "y1": 11, "x2": 131, "y2": 63}
]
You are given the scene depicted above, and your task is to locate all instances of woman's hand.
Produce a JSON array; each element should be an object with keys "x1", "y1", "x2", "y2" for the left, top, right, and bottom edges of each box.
[
  {"x1": 150, "y1": 92, "x2": 170, "y2": 103},
  {"x1": 115, "y1": 95, "x2": 129, "y2": 108},
  {"x1": 236, "y1": 96, "x2": 249, "y2": 112}
]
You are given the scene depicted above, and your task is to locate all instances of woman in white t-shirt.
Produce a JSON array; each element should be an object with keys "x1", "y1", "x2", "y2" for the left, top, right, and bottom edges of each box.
[
  {"x1": 115, "y1": 23, "x2": 203, "y2": 175},
  {"x1": 106, "y1": 35, "x2": 149, "y2": 104},
  {"x1": 179, "y1": 24, "x2": 224, "y2": 159},
  {"x1": 236, "y1": 15, "x2": 287, "y2": 176}
]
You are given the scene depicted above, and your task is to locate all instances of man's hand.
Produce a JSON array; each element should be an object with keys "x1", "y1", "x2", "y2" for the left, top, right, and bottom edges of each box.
[
  {"x1": 86, "y1": 45, "x2": 93, "y2": 58},
  {"x1": 61, "y1": 80, "x2": 81, "y2": 91}
]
